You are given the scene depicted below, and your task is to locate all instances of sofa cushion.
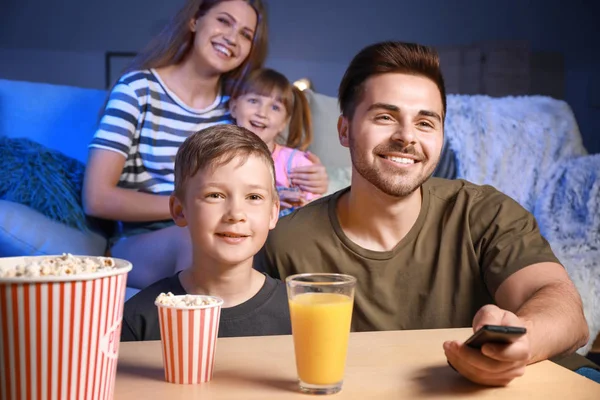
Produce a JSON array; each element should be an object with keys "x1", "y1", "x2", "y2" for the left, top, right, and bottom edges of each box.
[
  {"x1": 0, "y1": 200, "x2": 107, "y2": 257},
  {"x1": 0, "y1": 136, "x2": 94, "y2": 231}
]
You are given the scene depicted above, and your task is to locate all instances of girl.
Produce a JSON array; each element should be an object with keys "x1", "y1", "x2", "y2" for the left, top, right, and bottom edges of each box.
[
  {"x1": 229, "y1": 68, "x2": 320, "y2": 216},
  {"x1": 82, "y1": 0, "x2": 328, "y2": 290}
]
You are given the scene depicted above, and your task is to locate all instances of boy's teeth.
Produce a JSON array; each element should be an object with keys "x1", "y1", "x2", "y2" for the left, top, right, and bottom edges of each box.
[{"x1": 386, "y1": 156, "x2": 415, "y2": 164}]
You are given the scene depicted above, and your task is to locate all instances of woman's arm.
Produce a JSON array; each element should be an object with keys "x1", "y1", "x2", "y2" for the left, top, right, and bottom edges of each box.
[{"x1": 82, "y1": 148, "x2": 171, "y2": 222}]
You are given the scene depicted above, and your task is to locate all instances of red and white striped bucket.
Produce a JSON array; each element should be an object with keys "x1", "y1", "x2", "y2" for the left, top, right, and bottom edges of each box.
[
  {"x1": 0, "y1": 256, "x2": 132, "y2": 400},
  {"x1": 155, "y1": 296, "x2": 223, "y2": 384}
]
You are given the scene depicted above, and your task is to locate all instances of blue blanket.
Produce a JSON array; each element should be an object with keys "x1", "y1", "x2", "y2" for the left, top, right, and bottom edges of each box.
[{"x1": 445, "y1": 94, "x2": 599, "y2": 353}]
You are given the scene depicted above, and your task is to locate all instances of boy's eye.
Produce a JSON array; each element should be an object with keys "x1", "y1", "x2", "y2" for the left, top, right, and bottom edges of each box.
[
  {"x1": 206, "y1": 193, "x2": 224, "y2": 199},
  {"x1": 247, "y1": 194, "x2": 264, "y2": 201}
]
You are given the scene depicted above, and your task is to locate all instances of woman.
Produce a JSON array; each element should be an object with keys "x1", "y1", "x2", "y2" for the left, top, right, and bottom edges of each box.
[{"x1": 83, "y1": 0, "x2": 329, "y2": 289}]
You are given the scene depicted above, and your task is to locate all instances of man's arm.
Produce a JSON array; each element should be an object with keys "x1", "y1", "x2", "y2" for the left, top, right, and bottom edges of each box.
[{"x1": 494, "y1": 261, "x2": 589, "y2": 363}]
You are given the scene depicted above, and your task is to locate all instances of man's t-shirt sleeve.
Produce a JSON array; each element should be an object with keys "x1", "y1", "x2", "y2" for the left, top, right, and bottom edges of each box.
[{"x1": 470, "y1": 186, "x2": 561, "y2": 296}]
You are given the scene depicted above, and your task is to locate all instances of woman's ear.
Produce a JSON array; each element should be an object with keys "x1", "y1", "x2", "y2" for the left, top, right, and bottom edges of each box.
[
  {"x1": 170, "y1": 194, "x2": 188, "y2": 227},
  {"x1": 189, "y1": 17, "x2": 198, "y2": 33}
]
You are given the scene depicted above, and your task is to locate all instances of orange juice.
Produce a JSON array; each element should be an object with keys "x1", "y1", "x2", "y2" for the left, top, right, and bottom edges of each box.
[{"x1": 289, "y1": 292, "x2": 354, "y2": 385}]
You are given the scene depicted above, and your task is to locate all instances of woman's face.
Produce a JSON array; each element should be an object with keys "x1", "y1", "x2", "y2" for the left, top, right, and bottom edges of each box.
[{"x1": 189, "y1": 0, "x2": 258, "y2": 75}]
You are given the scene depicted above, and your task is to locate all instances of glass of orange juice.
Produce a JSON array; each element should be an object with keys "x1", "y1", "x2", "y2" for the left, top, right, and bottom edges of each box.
[{"x1": 286, "y1": 273, "x2": 356, "y2": 395}]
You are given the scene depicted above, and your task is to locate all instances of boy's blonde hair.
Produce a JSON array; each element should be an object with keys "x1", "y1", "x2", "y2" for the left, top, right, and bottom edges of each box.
[{"x1": 174, "y1": 125, "x2": 277, "y2": 199}]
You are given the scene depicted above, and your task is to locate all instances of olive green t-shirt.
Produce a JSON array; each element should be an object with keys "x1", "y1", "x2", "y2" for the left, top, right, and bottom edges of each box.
[{"x1": 257, "y1": 178, "x2": 560, "y2": 332}]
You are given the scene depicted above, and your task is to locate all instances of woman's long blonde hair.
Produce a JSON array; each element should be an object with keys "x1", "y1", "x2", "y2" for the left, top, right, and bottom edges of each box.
[{"x1": 110, "y1": 0, "x2": 267, "y2": 96}]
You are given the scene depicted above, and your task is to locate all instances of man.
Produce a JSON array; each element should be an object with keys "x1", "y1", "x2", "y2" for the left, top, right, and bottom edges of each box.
[{"x1": 256, "y1": 41, "x2": 592, "y2": 386}]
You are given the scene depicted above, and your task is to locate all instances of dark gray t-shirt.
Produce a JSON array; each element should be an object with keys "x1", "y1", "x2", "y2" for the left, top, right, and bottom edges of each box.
[{"x1": 121, "y1": 273, "x2": 291, "y2": 341}]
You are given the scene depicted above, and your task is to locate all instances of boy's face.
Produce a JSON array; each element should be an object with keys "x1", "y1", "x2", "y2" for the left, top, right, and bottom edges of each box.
[
  {"x1": 230, "y1": 91, "x2": 289, "y2": 148},
  {"x1": 170, "y1": 154, "x2": 279, "y2": 267}
]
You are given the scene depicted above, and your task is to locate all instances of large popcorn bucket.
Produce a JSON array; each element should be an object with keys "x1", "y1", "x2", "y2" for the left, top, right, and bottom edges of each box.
[
  {"x1": 155, "y1": 295, "x2": 223, "y2": 384},
  {"x1": 0, "y1": 255, "x2": 132, "y2": 400}
]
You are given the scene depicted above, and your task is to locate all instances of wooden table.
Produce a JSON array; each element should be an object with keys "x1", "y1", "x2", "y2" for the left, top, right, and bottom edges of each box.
[{"x1": 114, "y1": 328, "x2": 600, "y2": 399}]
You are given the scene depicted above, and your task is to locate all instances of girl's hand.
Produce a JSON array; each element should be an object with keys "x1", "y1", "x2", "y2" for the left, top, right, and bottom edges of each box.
[
  {"x1": 278, "y1": 188, "x2": 306, "y2": 210},
  {"x1": 288, "y1": 152, "x2": 329, "y2": 195}
]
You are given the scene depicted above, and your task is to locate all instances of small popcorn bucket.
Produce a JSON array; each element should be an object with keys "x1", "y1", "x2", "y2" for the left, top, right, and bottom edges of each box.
[
  {"x1": 155, "y1": 295, "x2": 224, "y2": 384},
  {"x1": 0, "y1": 255, "x2": 132, "y2": 400}
]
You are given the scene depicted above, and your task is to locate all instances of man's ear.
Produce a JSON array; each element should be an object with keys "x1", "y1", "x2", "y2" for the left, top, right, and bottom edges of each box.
[
  {"x1": 338, "y1": 115, "x2": 350, "y2": 148},
  {"x1": 170, "y1": 194, "x2": 188, "y2": 227}
]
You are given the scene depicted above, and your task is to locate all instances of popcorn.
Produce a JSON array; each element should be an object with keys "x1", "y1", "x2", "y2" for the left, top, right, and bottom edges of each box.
[
  {"x1": 155, "y1": 292, "x2": 220, "y2": 308},
  {"x1": 0, "y1": 253, "x2": 120, "y2": 279}
]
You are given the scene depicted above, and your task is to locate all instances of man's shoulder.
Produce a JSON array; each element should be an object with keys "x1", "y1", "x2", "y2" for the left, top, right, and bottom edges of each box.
[
  {"x1": 426, "y1": 178, "x2": 512, "y2": 207},
  {"x1": 275, "y1": 191, "x2": 338, "y2": 231}
]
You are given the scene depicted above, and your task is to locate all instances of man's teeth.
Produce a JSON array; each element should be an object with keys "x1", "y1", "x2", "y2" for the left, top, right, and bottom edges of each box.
[
  {"x1": 385, "y1": 156, "x2": 415, "y2": 164},
  {"x1": 213, "y1": 44, "x2": 232, "y2": 57}
]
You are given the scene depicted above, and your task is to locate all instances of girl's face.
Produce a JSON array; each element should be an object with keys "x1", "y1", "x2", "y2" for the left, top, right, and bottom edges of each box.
[
  {"x1": 230, "y1": 90, "x2": 289, "y2": 149},
  {"x1": 189, "y1": 0, "x2": 258, "y2": 76}
]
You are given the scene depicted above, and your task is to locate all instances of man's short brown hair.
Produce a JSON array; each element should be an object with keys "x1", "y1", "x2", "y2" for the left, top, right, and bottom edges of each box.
[
  {"x1": 173, "y1": 124, "x2": 277, "y2": 199},
  {"x1": 338, "y1": 41, "x2": 446, "y2": 121}
]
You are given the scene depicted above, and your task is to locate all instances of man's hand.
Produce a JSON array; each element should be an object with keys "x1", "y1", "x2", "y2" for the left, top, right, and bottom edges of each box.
[
  {"x1": 288, "y1": 152, "x2": 329, "y2": 195},
  {"x1": 444, "y1": 304, "x2": 532, "y2": 387}
]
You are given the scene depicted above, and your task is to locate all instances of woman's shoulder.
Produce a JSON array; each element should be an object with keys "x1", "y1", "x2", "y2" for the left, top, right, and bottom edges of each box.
[{"x1": 113, "y1": 69, "x2": 157, "y2": 91}]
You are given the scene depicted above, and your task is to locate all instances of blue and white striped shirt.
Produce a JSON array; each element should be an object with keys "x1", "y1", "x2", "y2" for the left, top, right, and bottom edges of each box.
[{"x1": 90, "y1": 69, "x2": 233, "y2": 236}]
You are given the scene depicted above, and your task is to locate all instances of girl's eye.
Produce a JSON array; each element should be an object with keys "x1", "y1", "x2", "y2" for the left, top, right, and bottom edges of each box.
[
  {"x1": 247, "y1": 98, "x2": 258, "y2": 104},
  {"x1": 272, "y1": 104, "x2": 281, "y2": 112}
]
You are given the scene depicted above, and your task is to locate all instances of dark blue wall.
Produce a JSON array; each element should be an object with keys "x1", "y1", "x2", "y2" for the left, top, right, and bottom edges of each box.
[{"x1": 1, "y1": 0, "x2": 598, "y2": 152}]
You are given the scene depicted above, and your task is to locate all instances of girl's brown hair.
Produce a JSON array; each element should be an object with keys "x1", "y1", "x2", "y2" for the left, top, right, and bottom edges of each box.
[
  {"x1": 113, "y1": 0, "x2": 267, "y2": 95},
  {"x1": 232, "y1": 68, "x2": 313, "y2": 151}
]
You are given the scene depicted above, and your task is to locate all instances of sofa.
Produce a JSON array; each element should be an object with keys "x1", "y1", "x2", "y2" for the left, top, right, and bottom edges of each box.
[{"x1": 0, "y1": 78, "x2": 598, "y2": 353}]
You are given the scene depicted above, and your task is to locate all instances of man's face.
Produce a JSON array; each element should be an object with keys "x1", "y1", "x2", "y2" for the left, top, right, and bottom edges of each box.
[{"x1": 338, "y1": 73, "x2": 444, "y2": 197}]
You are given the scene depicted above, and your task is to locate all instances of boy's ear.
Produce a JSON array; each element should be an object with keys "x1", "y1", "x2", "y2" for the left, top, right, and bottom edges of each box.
[
  {"x1": 170, "y1": 194, "x2": 188, "y2": 227},
  {"x1": 269, "y1": 195, "x2": 279, "y2": 230},
  {"x1": 338, "y1": 115, "x2": 350, "y2": 148}
]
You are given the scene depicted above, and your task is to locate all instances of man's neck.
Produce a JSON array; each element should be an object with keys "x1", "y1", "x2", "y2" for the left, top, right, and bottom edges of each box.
[
  {"x1": 178, "y1": 257, "x2": 265, "y2": 308},
  {"x1": 157, "y1": 56, "x2": 221, "y2": 110},
  {"x1": 337, "y1": 175, "x2": 423, "y2": 252}
]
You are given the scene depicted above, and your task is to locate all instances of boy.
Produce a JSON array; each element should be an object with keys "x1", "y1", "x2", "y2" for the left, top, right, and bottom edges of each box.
[{"x1": 121, "y1": 124, "x2": 291, "y2": 341}]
